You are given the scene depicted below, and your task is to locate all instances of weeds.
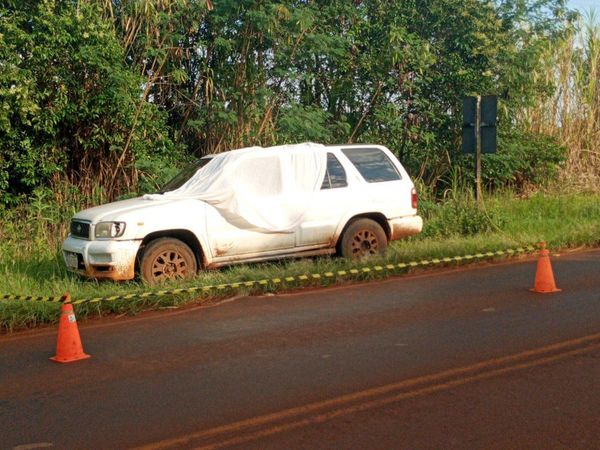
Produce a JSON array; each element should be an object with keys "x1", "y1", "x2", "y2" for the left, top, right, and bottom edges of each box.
[
  {"x1": 525, "y1": 12, "x2": 600, "y2": 190},
  {"x1": 1, "y1": 188, "x2": 600, "y2": 332}
]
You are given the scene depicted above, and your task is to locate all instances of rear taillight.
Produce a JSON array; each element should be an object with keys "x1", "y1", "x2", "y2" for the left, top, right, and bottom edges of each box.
[{"x1": 411, "y1": 187, "x2": 418, "y2": 209}]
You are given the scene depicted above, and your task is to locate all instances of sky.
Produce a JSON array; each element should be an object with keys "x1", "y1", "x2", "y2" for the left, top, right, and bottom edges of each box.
[{"x1": 567, "y1": 0, "x2": 598, "y2": 12}]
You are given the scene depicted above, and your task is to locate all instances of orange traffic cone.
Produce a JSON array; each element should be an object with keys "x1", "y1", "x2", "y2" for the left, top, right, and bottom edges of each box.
[
  {"x1": 50, "y1": 294, "x2": 90, "y2": 363},
  {"x1": 530, "y1": 242, "x2": 561, "y2": 294}
]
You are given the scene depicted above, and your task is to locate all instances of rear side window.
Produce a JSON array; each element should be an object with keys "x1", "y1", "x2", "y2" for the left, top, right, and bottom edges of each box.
[
  {"x1": 342, "y1": 147, "x2": 401, "y2": 183},
  {"x1": 321, "y1": 153, "x2": 348, "y2": 189}
]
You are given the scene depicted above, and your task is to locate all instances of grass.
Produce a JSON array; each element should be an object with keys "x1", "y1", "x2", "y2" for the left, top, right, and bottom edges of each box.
[
  {"x1": 1, "y1": 190, "x2": 599, "y2": 332},
  {"x1": 525, "y1": 12, "x2": 600, "y2": 190}
]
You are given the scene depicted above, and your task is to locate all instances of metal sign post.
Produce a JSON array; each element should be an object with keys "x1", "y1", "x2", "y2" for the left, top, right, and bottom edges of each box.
[
  {"x1": 475, "y1": 95, "x2": 482, "y2": 205},
  {"x1": 462, "y1": 95, "x2": 497, "y2": 207}
]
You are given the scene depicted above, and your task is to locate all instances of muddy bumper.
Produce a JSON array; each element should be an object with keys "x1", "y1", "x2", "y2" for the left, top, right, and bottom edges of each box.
[
  {"x1": 389, "y1": 215, "x2": 423, "y2": 241},
  {"x1": 62, "y1": 236, "x2": 142, "y2": 281}
]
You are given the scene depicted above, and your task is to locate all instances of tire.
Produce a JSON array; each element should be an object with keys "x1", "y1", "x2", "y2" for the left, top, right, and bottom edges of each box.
[
  {"x1": 140, "y1": 237, "x2": 198, "y2": 284},
  {"x1": 339, "y1": 218, "x2": 388, "y2": 259}
]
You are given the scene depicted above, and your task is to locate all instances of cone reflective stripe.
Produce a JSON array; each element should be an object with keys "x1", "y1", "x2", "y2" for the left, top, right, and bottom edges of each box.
[
  {"x1": 530, "y1": 242, "x2": 561, "y2": 294},
  {"x1": 50, "y1": 294, "x2": 90, "y2": 363}
]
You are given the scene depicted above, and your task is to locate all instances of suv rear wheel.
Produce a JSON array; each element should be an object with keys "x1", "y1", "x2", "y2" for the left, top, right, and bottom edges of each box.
[
  {"x1": 340, "y1": 218, "x2": 388, "y2": 259},
  {"x1": 140, "y1": 237, "x2": 197, "y2": 283}
]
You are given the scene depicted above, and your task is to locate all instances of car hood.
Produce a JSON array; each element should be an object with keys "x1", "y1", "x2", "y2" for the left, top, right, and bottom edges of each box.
[{"x1": 73, "y1": 197, "x2": 174, "y2": 223}]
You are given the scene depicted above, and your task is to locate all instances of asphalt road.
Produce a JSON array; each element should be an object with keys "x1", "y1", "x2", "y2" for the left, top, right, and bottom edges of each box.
[{"x1": 1, "y1": 249, "x2": 599, "y2": 449}]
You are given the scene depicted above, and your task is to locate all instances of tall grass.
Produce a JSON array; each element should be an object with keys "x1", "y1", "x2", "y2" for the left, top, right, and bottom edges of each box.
[
  {"x1": 524, "y1": 11, "x2": 600, "y2": 190},
  {"x1": 1, "y1": 184, "x2": 600, "y2": 331}
]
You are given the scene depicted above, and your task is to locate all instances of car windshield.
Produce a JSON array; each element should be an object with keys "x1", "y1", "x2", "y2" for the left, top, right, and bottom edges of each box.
[{"x1": 158, "y1": 157, "x2": 213, "y2": 194}]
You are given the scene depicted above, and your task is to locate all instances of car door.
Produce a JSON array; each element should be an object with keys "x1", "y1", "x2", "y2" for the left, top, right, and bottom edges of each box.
[
  {"x1": 205, "y1": 154, "x2": 296, "y2": 258},
  {"x1": 296, "y1": 152, "x2": 356, "y2": 247},
  {"x1": 205, "y1": 206, "x2": 296, "y2": 258}
]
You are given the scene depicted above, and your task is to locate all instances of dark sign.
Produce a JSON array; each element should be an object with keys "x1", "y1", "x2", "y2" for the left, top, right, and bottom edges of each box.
[{"x1": 462, "y1": 95, "x2": 497, "y2": 154}]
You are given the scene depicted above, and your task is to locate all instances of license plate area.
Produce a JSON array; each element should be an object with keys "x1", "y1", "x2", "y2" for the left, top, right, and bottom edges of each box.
[{"x1": 65, "y1": 252, "x2": 81, "y2": 269}]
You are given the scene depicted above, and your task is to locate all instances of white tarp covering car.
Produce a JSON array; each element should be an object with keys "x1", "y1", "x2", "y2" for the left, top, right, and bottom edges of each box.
[
  {"x1": 63, "y1": 143, "x2": 423, "y2": 283},
  {"x1": 144, "y1": 143, "x2": 327, "y2": 232}
]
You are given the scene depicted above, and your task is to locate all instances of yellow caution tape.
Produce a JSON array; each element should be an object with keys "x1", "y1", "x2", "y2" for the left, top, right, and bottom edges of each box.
[
  {"x1": 1, "y1": 245, "x2": 537, "y2": 305},
  {"x1": 0, "y1": 294, "x2": 63, "y2": 302}
]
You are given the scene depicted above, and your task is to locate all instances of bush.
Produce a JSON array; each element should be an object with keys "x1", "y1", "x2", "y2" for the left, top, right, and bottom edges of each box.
[
  {"x1": 456, "y1": 130, "x2": 566, "y2": 191},
  {"x1": 0, "y1": 1, "x2": 177, "y2": 204},
  {"x1": 419, "y1": 196, "x2": 504, "y2": 238}
]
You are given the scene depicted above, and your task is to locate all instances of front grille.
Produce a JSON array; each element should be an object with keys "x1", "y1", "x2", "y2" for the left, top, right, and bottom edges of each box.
[{"x1": 70, "y1": 220, "x2": 91, "y2": 239}]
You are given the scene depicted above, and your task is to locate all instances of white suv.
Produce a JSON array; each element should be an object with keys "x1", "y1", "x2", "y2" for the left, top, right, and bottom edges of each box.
[{"x1": 62, "y1": 143, "x2": 422, "y2": 283}]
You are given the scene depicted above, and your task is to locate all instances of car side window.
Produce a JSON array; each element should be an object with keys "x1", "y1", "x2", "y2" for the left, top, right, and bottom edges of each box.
[
  {"x1": 341, "y1": 147, "x2": 401, "y2": 183},
  {"x1": 321, "y1": 153, "x2": 348, "y2": 189}
]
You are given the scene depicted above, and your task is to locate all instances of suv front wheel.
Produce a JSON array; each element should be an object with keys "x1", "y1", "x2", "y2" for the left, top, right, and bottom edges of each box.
[
  {"x1": 339, "y1": 218, "x2": 388, "y2": 259},
  {"x1": 140, "y1": 237, "x2": 197, "y2": 284}
]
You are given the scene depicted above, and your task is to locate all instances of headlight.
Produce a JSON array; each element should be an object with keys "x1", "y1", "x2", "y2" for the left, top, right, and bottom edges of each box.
[{"x1": 94, "y1": 222, "x2": 126, "y2": 239}]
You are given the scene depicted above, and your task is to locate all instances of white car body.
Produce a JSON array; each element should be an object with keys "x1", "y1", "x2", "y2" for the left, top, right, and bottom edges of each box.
[{"x1": 62, "y1": 144, "x2": 423, "y2": 281}]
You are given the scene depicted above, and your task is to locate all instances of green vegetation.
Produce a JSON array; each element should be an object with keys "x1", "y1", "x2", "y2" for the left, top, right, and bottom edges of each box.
[
  {"x1": 1, "y1": 190, "x2": 599, "y2": 331},
  {"x1": 523, "y1": 11, "x2": 600, "y2": 191},
  {"x1": 1, "y1": 1, "x2": 599, "y2": 330},
  {"x1": 1, "y1": 0, "x2": 590, "y2": 204}
]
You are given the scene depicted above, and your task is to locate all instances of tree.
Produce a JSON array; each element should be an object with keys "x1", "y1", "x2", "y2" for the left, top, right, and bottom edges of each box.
[{"x1": 0, "y1": 0, "x2": 176, "y2": 203}]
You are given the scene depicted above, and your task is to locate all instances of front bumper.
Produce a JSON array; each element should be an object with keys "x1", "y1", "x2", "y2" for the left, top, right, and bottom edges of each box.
[{"x1": 62, "y1": 236, "x2": 142, "y2": 281}]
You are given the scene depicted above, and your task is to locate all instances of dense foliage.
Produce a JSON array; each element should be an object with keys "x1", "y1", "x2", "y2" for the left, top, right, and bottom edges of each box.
[{"x1": 0, "y1": 0, "x2": 581, "y2": 205}]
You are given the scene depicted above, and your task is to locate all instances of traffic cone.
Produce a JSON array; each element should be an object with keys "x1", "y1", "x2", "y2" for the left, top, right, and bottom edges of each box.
[
  {"x1": 50, "y1": 294, "x2": 90, "y2": 363},
  {"x1": 530, "y1": 242, "x2": 561, "y2": 294}
]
